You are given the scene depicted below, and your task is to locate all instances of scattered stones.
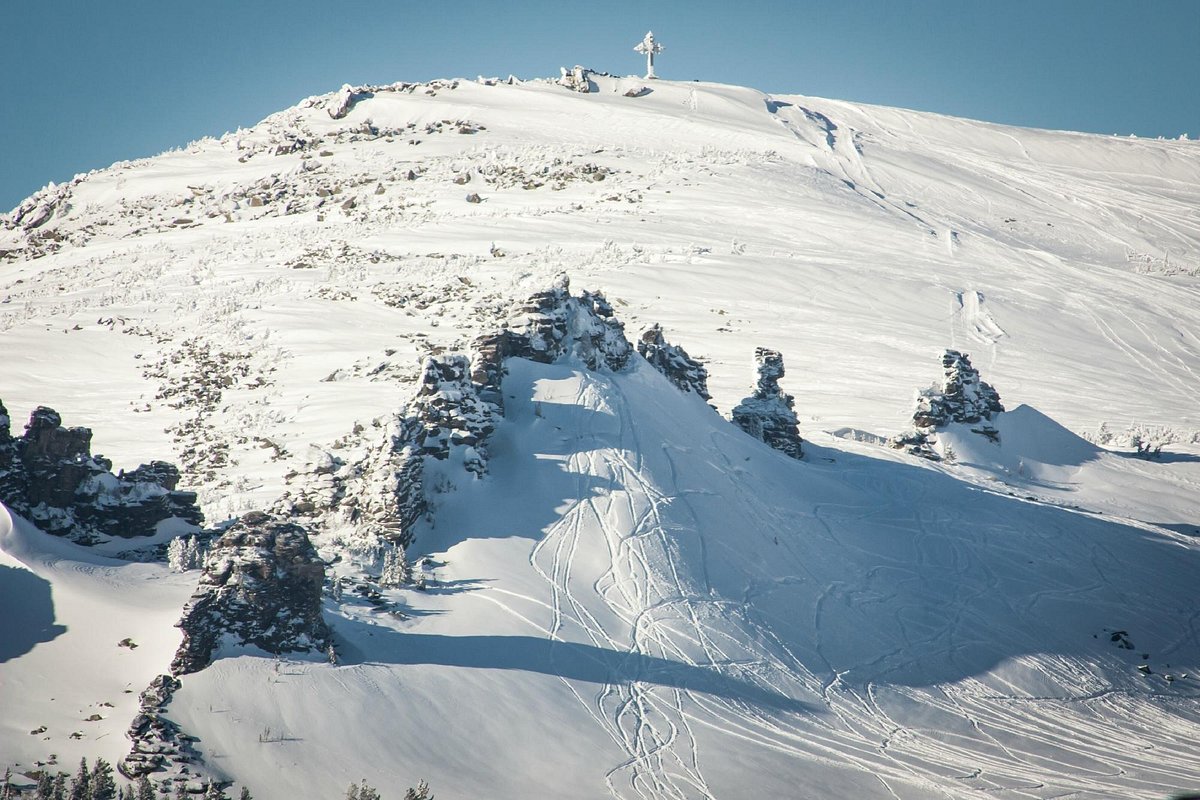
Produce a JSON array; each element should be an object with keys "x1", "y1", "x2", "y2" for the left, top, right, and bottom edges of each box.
[
  {"x1": 465, "y1": 192, "x2": 483, "y2": 204},
  {"x1": 731, "y1": 348, "x2": 804, "y2": 459}
]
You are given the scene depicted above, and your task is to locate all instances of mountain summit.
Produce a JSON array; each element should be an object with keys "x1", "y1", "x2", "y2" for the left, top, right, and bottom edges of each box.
[{"x1": 2, "y1": 73, "x2": 1200, "y2": 799}]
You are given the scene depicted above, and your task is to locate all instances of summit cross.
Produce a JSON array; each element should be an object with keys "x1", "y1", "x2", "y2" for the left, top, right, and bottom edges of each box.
[{"x1": 634, "y1": 31, "x2": 664, "y2": 79}]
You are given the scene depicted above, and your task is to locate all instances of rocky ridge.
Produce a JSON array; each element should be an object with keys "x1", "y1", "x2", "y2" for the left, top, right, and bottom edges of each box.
[{"x1": 0, "y1": 400, "x2": 202, "y2": 543}]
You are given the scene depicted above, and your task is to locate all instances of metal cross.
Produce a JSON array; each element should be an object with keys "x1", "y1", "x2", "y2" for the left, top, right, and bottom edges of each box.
[{"x1": 634, "y1": 31, "x2": 664, "y2": 80}]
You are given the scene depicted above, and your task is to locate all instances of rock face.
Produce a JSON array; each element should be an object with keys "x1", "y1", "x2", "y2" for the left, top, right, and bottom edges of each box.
[
  {"x1": 638, "y1": 324, "x2": 711, "y2": 400},
  {"x1": 892, "y1": 349, "x2": 1005, "y2": 459},
  {"x1": 472, "y1": 275, "x2": 632, "y2": 409},
  {"x1": 171, "y1": 512, "x2": 331, "y2": 675},
  {"x1": 731, "y1": 348, "x2": 804, "y2": 459},
  {"x1": 118, "y1": 674, "x2": 196, "y2": 778},
  {"x1": 0, "y1": 402, "x2": 202, "y2": 541}
]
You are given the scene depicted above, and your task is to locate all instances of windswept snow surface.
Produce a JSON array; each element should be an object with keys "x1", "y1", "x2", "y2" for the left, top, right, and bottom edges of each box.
[{"x1": 3, "y1": 75, "x2": 1200, "y2": 798}]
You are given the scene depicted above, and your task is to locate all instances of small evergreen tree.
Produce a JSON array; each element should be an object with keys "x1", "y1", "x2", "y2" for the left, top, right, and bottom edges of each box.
[
  {"x1": 403, "y1": 781, "x2": 433, "y2": 800},
  {"x1": 355, "y1": 782, "x2": 381, "y2": 800},
  {"x1": 173, "y1": 781, "x2": 188, "y2": 800},
  {"x1": 135, "y1": 776, "x2": 154, "y2": 800},
  {"x1": 202, "y1": 782, "x2": 228, "y2": 800},
  {"x1": 238, "y1": 788, "x2": 252, "y2": 800},
  {"x1": 53, "y1": 772, "x2": 67, "y2": 800},
  {"x1": 344, "y1": 783, "x2": 360, "y2": 800},
  {"x1": 37, "y1": 771, "x2": 56, "y2": 800},
  {"x1": 1, "y1": 768, "x2": 14, "y2": 800},
  {"x1": 380, "y1": 545, "x2": 412, "y2": 587},
  {"x1": 68, "y1": 758, "x2": 90, "y2": 800},
  {"x1": 90, "y1": 758, "x2": 116, "y2": 800}
]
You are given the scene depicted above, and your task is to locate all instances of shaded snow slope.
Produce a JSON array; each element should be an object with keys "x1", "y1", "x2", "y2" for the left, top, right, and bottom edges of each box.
[
  {"x1": 174, "y1": 359, "x2": 1200, "y2": 799},
  {"x1": 0, "y1": 503, "x2": 194, "y2": 772},
  {"x1": 2, "y1": 74, "x2": 1200, "y2": 798}
]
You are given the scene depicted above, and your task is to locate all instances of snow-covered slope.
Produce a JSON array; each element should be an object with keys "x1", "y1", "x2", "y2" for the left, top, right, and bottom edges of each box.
[{"x1": 2, "y1": 73, "x2": 1199, "y2": 799}]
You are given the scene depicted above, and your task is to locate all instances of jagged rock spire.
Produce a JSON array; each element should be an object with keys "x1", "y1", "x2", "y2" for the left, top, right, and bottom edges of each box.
[
  {"x1": 892, "y1": 349, "x2": 1005, "y2": 459},
  {"x1": 913, "y1": 350, "x2": 1004, "y2": 428},
  {"x1": 731, "y1": 348, "x2": 804, "y2": 459},
  {"x1": 637, "y1": 324, "x2": 711, "y2": 400}
]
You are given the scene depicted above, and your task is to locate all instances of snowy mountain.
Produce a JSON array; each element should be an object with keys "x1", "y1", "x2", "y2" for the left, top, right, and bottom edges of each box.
[{"x1": 3, "y1": 70, "x2": 1200, "y2": 799}]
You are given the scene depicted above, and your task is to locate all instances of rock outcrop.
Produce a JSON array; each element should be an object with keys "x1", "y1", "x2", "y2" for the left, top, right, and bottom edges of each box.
[
  {"x1": 558, "y1": 65, "x2": 594, "y2": 93},
  {"x1": 472, "y1": 275, "x2": 632, "y2": 409},
  {"x1": 891, "y1": 349, "x2": 1004, "y2": 459},
  {"x1": 638, "y1": 324, "x2": 711, "y2": 400},
  {"x1": 171, "y1": 512, "x2": 331, "y2": 675},
  {"x1": 731, "y1": 348, "x2": 804, "y2": 459},
  {"x1": 118, "y1": 675, "x2": 196, "y2": 778},
  {"x1": 287, "y1": 276, "x2": 632, "y2": 557},
  {"x1": 0, "y1": 402, "x2": 202, "y2": 541}
]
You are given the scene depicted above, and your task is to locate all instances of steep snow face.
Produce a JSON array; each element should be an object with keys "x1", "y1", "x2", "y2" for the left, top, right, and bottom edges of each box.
[{"x1": 2, "y1": 74, "x2": 1200, "y2": 799}]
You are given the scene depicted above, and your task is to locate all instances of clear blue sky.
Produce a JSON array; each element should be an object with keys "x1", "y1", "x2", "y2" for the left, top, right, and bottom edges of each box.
[{"x1": 2, "y1": 1, "x2": 1197, "y2": 211}]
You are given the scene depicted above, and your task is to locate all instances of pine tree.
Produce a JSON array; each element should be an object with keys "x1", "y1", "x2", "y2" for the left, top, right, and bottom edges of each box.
[
  {"x1": 37, "y1": 771, "x2": 55, "y2": 800},
  {"x1": 135, "y1": 776, "x2": 154, "y2": 800},
  {"x1": 238, "y1": 788, "x2": 252, "y2": 800},
  {"x1": 355, "y1": 781, "x2": 380, "y2": 800},
  {"x1": 173, "y1": 781, "x2": 188, "y2": 800},
  {"x1": 68, "y1": 758, "x2": 90, "y2": 800},
  {"x1": 202, "y1": 782, "x2": 228, "y2": 800},
  {"x1": 90, "y1": 758, "x2": 116, "y2": 800},
  {"x1": 167, "y1": 537, "x2": 187, "y2": 572},
  {"x1": 344, "y1": 783, "x2": 360, "y2": 800},
  {"x1": 380, "y1": 545, "x2": 411, "y2": 587},
  {"x1": 403, "y1": 781, "x2": 433, "y2": 800},
  {"x1": 53, "y1": 772, "x2": 67, "y2": 800},
  {"x1": 1, "y1": 768, "x2": 14, "y2": 800}
]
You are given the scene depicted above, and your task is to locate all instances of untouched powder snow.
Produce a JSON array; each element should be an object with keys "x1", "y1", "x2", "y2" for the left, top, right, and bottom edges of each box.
[{"x1": 2, "y1": 74, "x2": 1200, "y2": 798}]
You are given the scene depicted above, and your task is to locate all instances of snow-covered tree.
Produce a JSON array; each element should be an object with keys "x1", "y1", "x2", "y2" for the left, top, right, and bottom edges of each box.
[
  {"x1": 68, "y1": 758, "x2": 90, "y2": 800},
  {"x1": 168, "y1": 535, "x2": 205, "y2": 572},
  {"x1": 36, "y1": 771, "x2": 55, "y2": 800},
  {"x1": 135, "y1": 776, "x2": 154, "y2": 800},
  {"x1": 403, "y1": 781, "x2": 433, "y2": 800},
  {"x1": 380, "y1": 544, "x2": 412, "y2": 587},
  {"x1": 90, "y1": 759, "x2": 116, "y2": 800}
]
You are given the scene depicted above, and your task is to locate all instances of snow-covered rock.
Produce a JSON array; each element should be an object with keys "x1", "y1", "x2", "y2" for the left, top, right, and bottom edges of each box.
[
  {"x1": 637, "y1": 324, "x2": 711, "y2": 400},
  {"x1": 170, "y1": 511, "x2": 331, "y2": 675},
  {"x1": 731, "y1": 348, "x2": 803, "y2": 459},
  {"x1": 892, "y1": 349, "x2": 1004, "y2": 459},
  {"x1": 0, "y1": 402, "x2": 202, "y2": 542}
]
